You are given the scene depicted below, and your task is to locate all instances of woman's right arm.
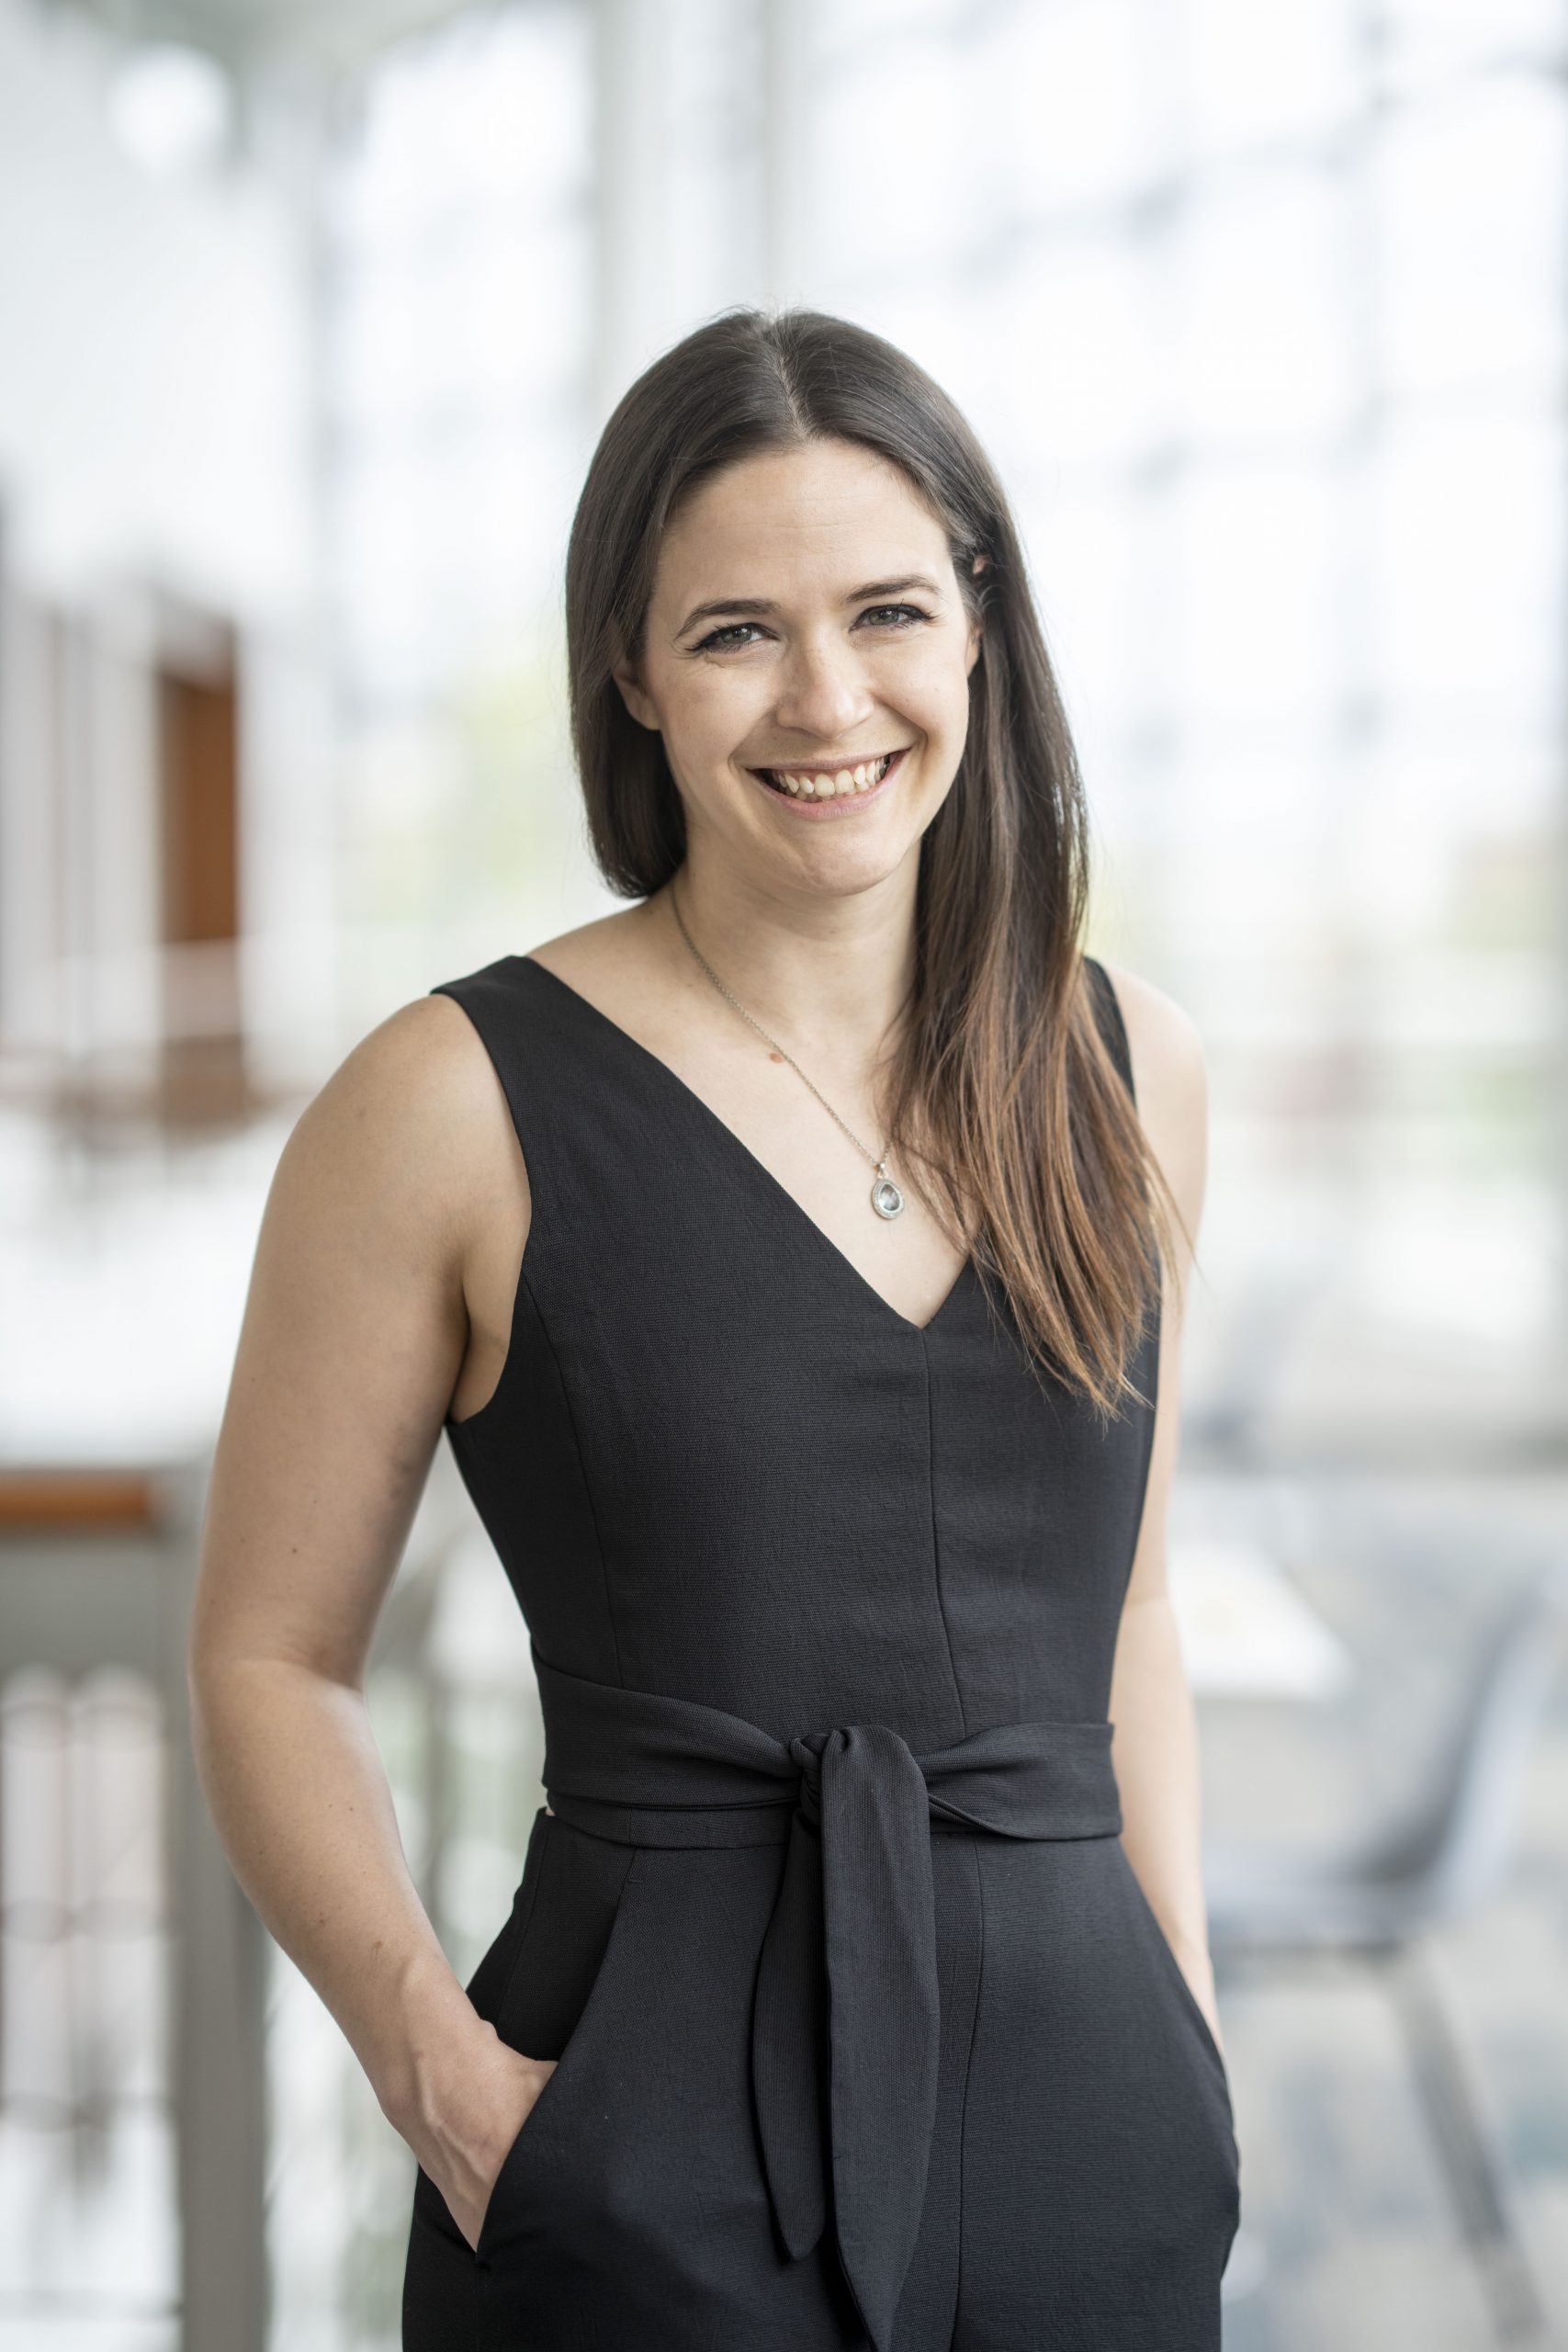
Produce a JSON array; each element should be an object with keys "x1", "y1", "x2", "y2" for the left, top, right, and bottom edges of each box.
[{"x1": 187, "y1": 991, "x2": 550, "y2": 2250}]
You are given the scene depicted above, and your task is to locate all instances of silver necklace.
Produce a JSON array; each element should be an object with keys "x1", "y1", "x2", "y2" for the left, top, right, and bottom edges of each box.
[{"x1": 669, "y1": 885, "x2": 906, "y2": 1221}]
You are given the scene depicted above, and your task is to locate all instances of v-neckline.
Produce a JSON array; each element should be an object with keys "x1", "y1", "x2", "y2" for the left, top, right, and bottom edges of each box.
[{"x1": 517, "y1": 954, "x2": 973, "y2": 1340}]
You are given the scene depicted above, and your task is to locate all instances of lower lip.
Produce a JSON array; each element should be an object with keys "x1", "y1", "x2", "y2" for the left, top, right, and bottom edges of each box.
[{"x1": 744, "y1": 745, "x2": 910, "y2": 820}]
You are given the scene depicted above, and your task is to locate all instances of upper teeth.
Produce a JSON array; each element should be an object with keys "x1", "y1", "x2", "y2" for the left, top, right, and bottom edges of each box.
[{"x1": 762, "y1": 753, "x2": 895, "y2": 797}]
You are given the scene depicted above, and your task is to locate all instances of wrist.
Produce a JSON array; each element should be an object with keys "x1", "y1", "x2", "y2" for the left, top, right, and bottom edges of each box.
[{"x1": 367, "y1": 1940, "x2": 491, "y2": 2143}]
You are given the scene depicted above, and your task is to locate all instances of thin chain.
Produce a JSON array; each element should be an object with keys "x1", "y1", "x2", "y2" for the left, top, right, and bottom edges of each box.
[{"x1": 669, "y1": 880, "x2": 895, "y2": 1179}]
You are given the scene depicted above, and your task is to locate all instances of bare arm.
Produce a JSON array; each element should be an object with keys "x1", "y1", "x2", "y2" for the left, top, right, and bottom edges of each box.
[
  {"x1": 1100, "y1": 965, "x2": 1224, "y2": 2058},
  {"x1": 187, "y1": 991, "x2": 547, "y2": 2249}
]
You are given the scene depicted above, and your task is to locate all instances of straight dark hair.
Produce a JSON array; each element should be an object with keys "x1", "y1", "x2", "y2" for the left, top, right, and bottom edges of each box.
[{"x1": 563, "y1": 305, "x2": 1184, "y2": 1421}]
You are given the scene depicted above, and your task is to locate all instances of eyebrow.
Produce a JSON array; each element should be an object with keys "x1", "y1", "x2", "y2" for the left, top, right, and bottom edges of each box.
[{"x1": 674, "y1": 574, "x2": 946, "y2": 639}]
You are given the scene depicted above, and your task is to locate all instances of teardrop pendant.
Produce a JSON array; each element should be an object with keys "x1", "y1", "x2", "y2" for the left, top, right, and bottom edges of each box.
[{"x1": 871, "y1": 1163, "x2": 905, "y2": 1220}]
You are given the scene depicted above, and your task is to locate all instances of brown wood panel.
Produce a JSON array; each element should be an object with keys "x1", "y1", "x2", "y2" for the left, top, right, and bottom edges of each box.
[
  {"x1": 0, "y1": 1467, "x2": 162, "y2": 1531},
  {"x1": 159, "y1": 664, "x2": 239, "y2": 946}
]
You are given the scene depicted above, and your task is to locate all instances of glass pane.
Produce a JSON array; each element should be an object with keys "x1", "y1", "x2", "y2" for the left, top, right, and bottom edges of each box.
[
  {"x1": 1190, "y1": 0, "x2": 1361, "y2": 152},
  {"x1": 981, "y1": 237, "x2": 1160, "y2": 469},
  {"x1": 1376, "y1": 76, "x2": 1568, "y2": 394},
  {"x1": 814, "y1": 30, "x2": 982, "y2": 281},
  {"x1": 329, "y1": 3, "x2": 591, "y2": 241},
  {"x1": 1382, "y1": 0, "x2": 1566, "y2": 85},
  {"x1": 1376, "y1": 411, "x2": 1563, "y2": 715},
  {"x1": 1179, "y1": 462, "x2": 1344, "y2": 718},
  {"x1": 1021, "y1": 490, "x2": 1146, "y2": 750},
  {"x1": 986, "y1": 0, "x2": 1148, "y2": 210},
  {"x1": 820, "y1": 0, "x2": 971, "y2": 67},
  {"x1": 0, "y1": 1671, "x2": 175, "y2": 2324},
  {"x1": 1175, "y1": 168, "x2": 1356, "y2": 439},
  {"x1": 668, "y1": 0, "x2": 763, "y2": 321}
]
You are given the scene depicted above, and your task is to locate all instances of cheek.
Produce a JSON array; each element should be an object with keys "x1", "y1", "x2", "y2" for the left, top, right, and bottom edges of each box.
[
  {"x1": 671, "y1": 668, "x2": 766, "y2": 746},
  {"x1": 892, "y1": 646, "x2": 975, "y2": 737}
]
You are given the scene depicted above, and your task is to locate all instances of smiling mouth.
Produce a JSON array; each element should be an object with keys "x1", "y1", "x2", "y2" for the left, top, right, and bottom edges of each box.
[{"x1": 750, "y1": 749, "x2": 905, "y2": 799}]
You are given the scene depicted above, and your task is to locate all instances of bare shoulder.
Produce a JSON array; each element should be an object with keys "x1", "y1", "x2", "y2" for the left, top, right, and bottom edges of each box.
[
  {"x1": 1091, "y1": 958, "x2": 1204, "y2": 1103},
  {"x1": 1090, "y1": 956, "x2": 1208, "y2": 1215},
  {"x1": 280, "y1": 989, "x2": 525, "y2": 1271},
  {"x1": 196, "y1": 987, "x2": 534, "y2": 1676}
]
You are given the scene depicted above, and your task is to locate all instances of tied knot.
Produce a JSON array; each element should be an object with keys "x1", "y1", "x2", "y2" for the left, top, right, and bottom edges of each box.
[
  {"x1": 784, "y1": 1721, "x2": 920, "y2": 1834},
  {"x1": 751, "y1": 1723, "x2": 945, "y2": 2352},
  {"x1": 784, "y1": 1728, "x2": 829, "y2": 1827}
]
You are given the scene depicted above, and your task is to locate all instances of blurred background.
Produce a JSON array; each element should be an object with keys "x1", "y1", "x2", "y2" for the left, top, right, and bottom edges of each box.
[{"x1": 1, "y1": 0, "x2": 1566, "y2": 2346}]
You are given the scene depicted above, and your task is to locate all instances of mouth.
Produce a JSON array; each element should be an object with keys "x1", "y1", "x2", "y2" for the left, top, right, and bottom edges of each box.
[{"x1": 745, "y1": 745, "x2": 910, "y2": 809}]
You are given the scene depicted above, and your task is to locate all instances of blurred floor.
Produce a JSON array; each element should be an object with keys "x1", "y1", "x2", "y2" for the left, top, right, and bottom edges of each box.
[{"x1": 1193, "y1": 1468, "x2": 1568, "y2": 2349}]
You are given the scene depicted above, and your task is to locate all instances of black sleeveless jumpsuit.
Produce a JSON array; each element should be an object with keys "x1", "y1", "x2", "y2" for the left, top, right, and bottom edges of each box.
[{"x1": 400, "y1": 951, "x2": 1240, "y2": 2352}]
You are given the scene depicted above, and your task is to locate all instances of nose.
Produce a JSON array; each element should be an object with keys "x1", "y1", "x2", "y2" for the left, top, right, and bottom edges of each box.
[{"x1": 771, "y1": 625, "x2": 878, "y2": 743}]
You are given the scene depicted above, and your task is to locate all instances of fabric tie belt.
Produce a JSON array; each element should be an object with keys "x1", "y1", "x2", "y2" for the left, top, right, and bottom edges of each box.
[{"x1": 531, "y1": 1649, "x2": 1124, "y2": 2352}]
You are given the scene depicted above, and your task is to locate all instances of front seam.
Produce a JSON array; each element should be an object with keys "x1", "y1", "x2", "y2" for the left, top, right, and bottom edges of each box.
[
  {"x1": 949, "y1": 1832, "x2": 986, "y2": 2352},
  {"x1": 919, "y1": 1333, "x2": 969, "y2": 1737}
]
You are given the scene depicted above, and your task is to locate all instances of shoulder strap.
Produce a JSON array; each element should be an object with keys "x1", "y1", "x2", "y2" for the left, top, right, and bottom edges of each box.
[
  {"x1": 429, "y1": 952, "x2": 692, "y2": 1295},
  {"x1": 431, "y1": 954, "x2": 536, "y2": 1134},
  {"x1": 1082, "y1": 955, "x2": 1136, "y2": 1107},
  {"x1": 429, "y1": 954, "x2": 577, "y2": 1238}
]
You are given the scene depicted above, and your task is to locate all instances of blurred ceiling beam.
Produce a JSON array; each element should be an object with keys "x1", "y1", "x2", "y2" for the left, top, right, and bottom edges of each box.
[
  {"x1": 591, "y1": 0, "x2": 675, "y2": 425},
  {"x1": 46, "y1": 0, "x2": 482, "y2": 82}
]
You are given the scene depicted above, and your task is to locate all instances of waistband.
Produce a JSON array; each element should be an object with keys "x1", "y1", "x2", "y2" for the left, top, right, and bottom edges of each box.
[{"x1": 531, "y1": 1649, "x2": 1123, "y2": 2352}]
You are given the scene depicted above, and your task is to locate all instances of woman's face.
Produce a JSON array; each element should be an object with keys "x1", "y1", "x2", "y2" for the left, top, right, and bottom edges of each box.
[{"x1": 613, "y1": 436, "x2": 983, "y2": 896}]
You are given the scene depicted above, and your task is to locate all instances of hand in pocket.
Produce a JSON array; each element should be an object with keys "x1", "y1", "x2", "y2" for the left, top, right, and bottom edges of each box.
[{"x1": 424, "y1": 2034, "x2": 559, "y2": 2254}]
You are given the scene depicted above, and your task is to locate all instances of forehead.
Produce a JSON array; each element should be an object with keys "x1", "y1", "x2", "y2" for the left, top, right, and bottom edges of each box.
[{"x1": 654, "y1": 440, "x2": 948, "y2": 595}]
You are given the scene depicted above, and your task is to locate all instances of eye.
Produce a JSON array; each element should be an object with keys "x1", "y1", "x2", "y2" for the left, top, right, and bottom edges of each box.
[
  {"x1": 691, "y1": 604, "x2": 934, "y2": 655},
  {"x1": 694, "y1": 621, "x2": 766, "y2": 653},
  {"x1": 860, "y1": 604, "x2": 933, "y2": 631}
]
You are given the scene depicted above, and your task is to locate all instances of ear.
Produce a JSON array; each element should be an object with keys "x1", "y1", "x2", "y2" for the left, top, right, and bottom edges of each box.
[
  {"x1": 964, "y1": 551, "x2": 990, "y2": 675},
  {"x1": 609, "y1": 628, "x2": 660, "y2": 733}
]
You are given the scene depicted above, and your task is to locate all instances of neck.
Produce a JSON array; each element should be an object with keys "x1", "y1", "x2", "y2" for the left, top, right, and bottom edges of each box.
[{"x1": 649, "y1": 857, "x2": 919, "y2": 1073}]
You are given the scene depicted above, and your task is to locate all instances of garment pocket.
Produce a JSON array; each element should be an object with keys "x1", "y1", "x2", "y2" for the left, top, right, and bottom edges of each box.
[
  {"x1": 464, "y1": 1808, "x2": 553, "y2": 2023},
  {"x1": 1117, "y1": 1842, "x2": 1233, "y2": 2107},
  {"x1": 410, "y1": 1804, "x2": 555, "y2": 2248},
  {"x1": 472, "y1": 1821, "x2": 640, "y2": 2265}
]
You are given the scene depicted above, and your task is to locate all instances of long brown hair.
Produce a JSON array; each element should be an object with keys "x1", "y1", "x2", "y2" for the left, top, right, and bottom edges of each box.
[{"x1": 563, "y1": 305, "x2": 1184, "y2": 1421}]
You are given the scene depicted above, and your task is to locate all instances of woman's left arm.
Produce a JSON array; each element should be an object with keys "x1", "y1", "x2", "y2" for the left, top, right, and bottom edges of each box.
[{"x1": 1098, "y1": 963, "x2": 1223, "y2": 2059}]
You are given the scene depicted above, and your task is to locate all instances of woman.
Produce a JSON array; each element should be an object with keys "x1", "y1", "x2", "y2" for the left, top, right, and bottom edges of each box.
[{"x1": 190, "y1": 306, "x2": 1239, "y2": 2351}]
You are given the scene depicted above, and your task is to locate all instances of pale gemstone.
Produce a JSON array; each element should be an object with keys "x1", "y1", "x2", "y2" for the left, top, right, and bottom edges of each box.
[{"x1": 872, "y1": 1176, "x2": 904, "y2": 1220}]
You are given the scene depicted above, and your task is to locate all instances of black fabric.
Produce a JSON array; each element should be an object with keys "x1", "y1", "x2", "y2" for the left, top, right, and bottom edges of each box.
[
  {"x1": 523, "y1": 1651, "x2": 1124, "y2": 2351},
  {"x1": 401, "y1": 952, "x2": 1240, "y2": 2352}
]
